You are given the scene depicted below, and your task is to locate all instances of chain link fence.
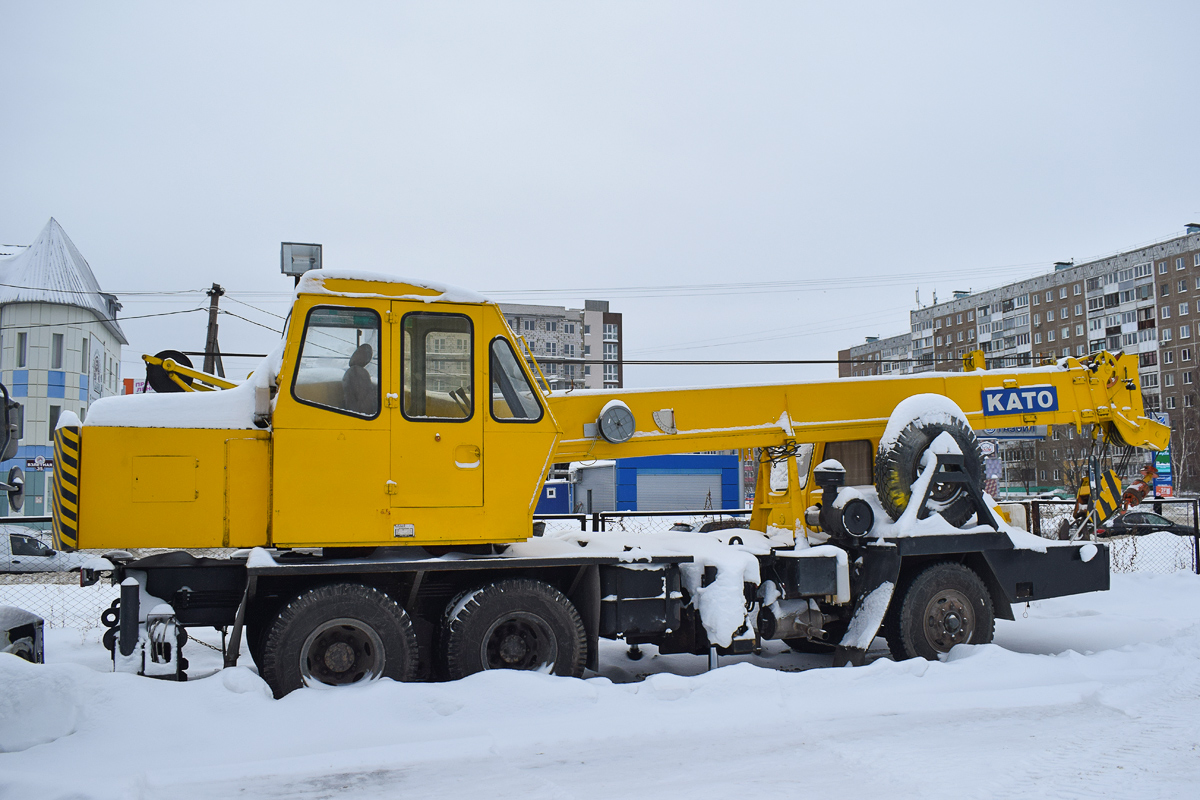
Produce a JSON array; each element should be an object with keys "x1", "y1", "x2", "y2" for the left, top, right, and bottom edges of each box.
[
  {"x1": 1023, "y1": 499, "x2": 1200, "y2": 575},
  {"x1": 4, "y1": 504, "x2": 1197, "y2": 632}
]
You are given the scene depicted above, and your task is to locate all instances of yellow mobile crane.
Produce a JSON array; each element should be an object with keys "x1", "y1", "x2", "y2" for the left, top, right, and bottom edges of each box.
[{"x1": 56, "y1": 271, "x2": 1168, "y2": 696}]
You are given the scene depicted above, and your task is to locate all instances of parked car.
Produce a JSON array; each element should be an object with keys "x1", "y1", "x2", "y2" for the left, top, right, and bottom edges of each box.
[
  {"x1": 0, "y1": 606, "x2": 44, "y2": 663},
  {"x1": 1096, "y1": 510, "x2": 1198, "y2": 539},
  {"x1": 1, "y1": 525, "x2": 90, "y2": 573}
]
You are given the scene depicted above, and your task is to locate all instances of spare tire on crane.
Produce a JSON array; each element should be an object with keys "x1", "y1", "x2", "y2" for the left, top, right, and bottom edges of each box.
[{"x1": 874, "y1": 394, "x2": 983, "y2": 527}]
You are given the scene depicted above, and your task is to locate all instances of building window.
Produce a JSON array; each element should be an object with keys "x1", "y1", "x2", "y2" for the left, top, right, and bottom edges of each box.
[
  {"x1": 523, "y1": 320, "x2": 535, "y2": 332},
  {"x1": 1165, "y1": 374, "x2": 1175, "y2": 387},
  {"x1": 1160, "y1": 262, "x2": 1168, "y2": 275},
  {"x1": 1182, "y1": 303, "x2": 1191, "y2": 316},
  {"x1": 51, "y1": 333, "x2": 64, "y2": 369},
  {"x1": 1045, "y1": 291, "x2": 1053, "y2": 303},
  {"x1": 603, "y1": 363, "x2": 618, "y2": 381},
  {"x1": 603, "y1": 343, "x2": 618, "y2": 361},
  {"x1": 1074, "y1": 304, "x2": 1082, "y2": 317},
  {"x1": 968, "y1": 329, "x2": 975, "y2": 341},
  {"x1": 1047, "y1": 330, "x2": 1055, "y2": 342},
  {"x1": 936, "y1": 336, "x2": 943, "y2": 346},
  {"x1": 1061, "y1": 327, "x2": 1070, "y2": 339},
  {"x1": 1162, "y1": 306, "x2": 1172, "y2": 319},
  {"x1": 1188, "y1": 396, "x2": 1195, "y2": 408},
  {"x1": 1185, "y1": 371, "x2": 1194, "y2": 385},
  {"x1": 1053, "y1": 469, "x2": 1061, "y2": 481},
  {"x1": 564, "y1": 323, "x2": 575, "y2": 334},
  {"x1": 1062, "y1": 347, "x2": 1070, "y2": 357},
  {"x1": 1046, "y1": 310, "x2": 1054, "y2": 322},
  {"x1": 1077, "y1": 345, "x2": 1086, "y2": 356},
  {"x1": 1183, "y1": 325, "x2": 1192, "y2": 339},
  {"x1": 1162, "y1": 283, "x2": 1170, "y2": 297},
  {"x1": 1177, "y1": 257, "x2": 1186, "y2": 271},
  {"x1": 1163, "y1": 329, "x2": 1173, "y2": 343},
  {"x1": 957, "y1": 331, "x2": 963, "y2": 342},
  {"x1": 48, "y1": 405, "x2": 61, "y2": 442},
  {"x1": 563, "y1": 343, "x2": 575, "y2": 357},
  {"x1": 583, "y1": 365, "x2": 590, "y2": 375},
  {"x1": 603, "y1": 324, "x2": 618, "y2": 341},
  {"x1": 1033, "y1": 333, "x2": 1042, "y2": 344},
  {"x1": 81, "y1": 337, "x2": 89, "y2": 374},
  {"x1": 1164, "y1": 351, "x2": 1174, "y2": 365},
  {"x1": 1059, "y1": 288, "x2": 1067, "y2": 300},
  {"x1": 1166, "y1": 396, "x2": 1177, "y2": 409},
  {"x1": 17, "y1": 332, "x2": 26, "y2": 368},
  {"x1": 545, "y1": 341, "x2": 557, "y2": 356},
  {"x1": 545, "y1": 321, "x2": 557, "y2": 332},
  {"x1": 1075, "y1": 325, "x2": 1084, "y2": 337},
  {"x1": 1074, "y1": 284, "x2": 1082, "y2": 295},
  {"x1": 956, "y1": 314, "x2": 962, "y2": 324}
]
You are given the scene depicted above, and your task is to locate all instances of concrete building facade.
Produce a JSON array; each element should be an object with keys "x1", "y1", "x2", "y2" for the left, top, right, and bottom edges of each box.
[
  {"x1": 839, "y1": 223, "x2": 1200, "y2": 494},
  {"x1": 499, "y1": 300, "x2": 623, "y2": 390},
  {"x1": 0, "y1": 219, "x2": 126, "y2": 520}
]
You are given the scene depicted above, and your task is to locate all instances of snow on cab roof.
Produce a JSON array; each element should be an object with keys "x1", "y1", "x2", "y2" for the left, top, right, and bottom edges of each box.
[
  {"x1": 0, "y1": 218, "x2": 128, "y2": 345},
  {"x1": 297, "y1": 270, "x2": 488, "y2": 304}
]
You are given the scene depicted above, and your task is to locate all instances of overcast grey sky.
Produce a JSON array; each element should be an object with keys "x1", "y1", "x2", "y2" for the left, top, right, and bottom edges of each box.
[{"x1": 3, "y1": 2, "x2": 1199, "y2": 387}]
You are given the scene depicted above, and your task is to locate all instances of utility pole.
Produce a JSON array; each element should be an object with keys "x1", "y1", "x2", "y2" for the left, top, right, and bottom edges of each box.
[{"x1": 204, "y1": 283, "x2": 225, "y2": 378}]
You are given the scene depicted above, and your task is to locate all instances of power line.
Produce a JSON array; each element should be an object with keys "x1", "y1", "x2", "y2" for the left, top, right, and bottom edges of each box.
[
  {"x1": 0, "y1": 307, "x2": 206, "y2": 331},
  {"x1": 219, "y1": 309, "x2": 284, "y2": 334}
]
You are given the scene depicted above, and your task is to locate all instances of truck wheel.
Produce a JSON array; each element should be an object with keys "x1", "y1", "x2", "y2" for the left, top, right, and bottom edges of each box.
[
  {"x1": 875, "y1": 414, "x2": 982, "y2": 527},
  {"x1": 886, "y1": 562, "x2": 994, "y2": 661},
  {"x1": 259, "y1": 583, "x2": 418, "y2": 698},
  {"x1": 442, "y1": 579, "x2": 586, "y2": 680}
]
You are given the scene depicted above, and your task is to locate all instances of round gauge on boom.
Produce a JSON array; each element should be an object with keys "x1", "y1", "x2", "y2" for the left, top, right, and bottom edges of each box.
[{"x1": 598, "y1": 402, "x2": 636, "y2": 444}]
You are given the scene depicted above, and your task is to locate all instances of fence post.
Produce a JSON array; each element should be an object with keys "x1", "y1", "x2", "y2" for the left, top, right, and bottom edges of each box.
[
  {"x1": 1194, "y1": 500, "x2": 1199, "y2": 576},
  {"x1": 1031, "y1": 501, "x2": 1041, "y2": 538}
]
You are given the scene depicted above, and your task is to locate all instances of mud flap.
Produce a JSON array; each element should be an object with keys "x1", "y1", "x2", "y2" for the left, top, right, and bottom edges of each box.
[{"x1": 833, "y1": 543, "x2": 901, "y2": 667}]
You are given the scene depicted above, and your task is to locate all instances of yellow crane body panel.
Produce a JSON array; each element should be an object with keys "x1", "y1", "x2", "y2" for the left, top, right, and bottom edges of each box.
[{"x1": 54, "y1": 273, "x2": 1168, "y2": 553}]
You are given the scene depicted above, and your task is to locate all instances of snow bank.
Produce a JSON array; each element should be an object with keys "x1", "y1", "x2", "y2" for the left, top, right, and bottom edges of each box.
[
  {"x1": 2, "y1": 573, "x2": 1199, "y2": 799},
  {"x1": 0, "y1": 656, "x2": 82, "y2": 752}
]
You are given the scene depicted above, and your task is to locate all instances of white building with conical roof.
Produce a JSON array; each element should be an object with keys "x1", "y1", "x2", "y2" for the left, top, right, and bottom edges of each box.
[{"x1": 0, "y1": 218, "x2": 126, "y2": 519}]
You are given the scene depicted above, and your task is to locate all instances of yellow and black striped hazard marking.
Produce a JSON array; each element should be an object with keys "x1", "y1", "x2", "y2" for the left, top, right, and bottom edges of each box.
[
  {"x1": 52, "y1": 424, "x2": 81, "y2": 551},
  {"x1": 1094, "y1": 469, "x2": 1122, "y2": 524}
]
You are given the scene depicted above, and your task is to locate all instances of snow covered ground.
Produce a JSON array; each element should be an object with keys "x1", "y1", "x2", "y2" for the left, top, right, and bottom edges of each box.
[{"x1": 2, "y1": 572, "x2": 1199, "y2": 799}]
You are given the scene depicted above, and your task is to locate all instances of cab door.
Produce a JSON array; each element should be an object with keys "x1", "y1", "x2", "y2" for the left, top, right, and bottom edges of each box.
[{"x1": 390, "y1": 305, "x2": 484, "y2": 508}]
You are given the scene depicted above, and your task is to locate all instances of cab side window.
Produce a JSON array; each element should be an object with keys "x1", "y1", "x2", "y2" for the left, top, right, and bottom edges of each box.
[
  {"x1": 292, "y1": 307, "x2": 382, "y2": 418},
  {"x1": 490, "y1": 337, "x2": 543, "y2": 421},
  {"x1": 403, "y1": 313, "x2": 473, "y2": 421}
]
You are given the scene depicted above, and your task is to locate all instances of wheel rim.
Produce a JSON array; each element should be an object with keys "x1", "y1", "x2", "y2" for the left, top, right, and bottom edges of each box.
[
  {"x1": 921, "y1": 588, "x2": 975, "y2": 652},
  {"x1": 480, "y1": 611, "x2": 558, "y2": 671},
  {"x1": 300, "y1": 617, "x2": 386, "y2": 687}
]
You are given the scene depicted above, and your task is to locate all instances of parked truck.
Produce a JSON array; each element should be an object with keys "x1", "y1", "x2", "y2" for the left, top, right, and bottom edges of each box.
[{"x1": 54, "y1": 271, "x2": 1169, "y2": 697}]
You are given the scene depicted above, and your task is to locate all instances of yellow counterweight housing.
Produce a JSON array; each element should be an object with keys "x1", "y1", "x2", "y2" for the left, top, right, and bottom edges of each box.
[{"x1": 50, "y1": 271, "x2": 1169, "y2": 553}]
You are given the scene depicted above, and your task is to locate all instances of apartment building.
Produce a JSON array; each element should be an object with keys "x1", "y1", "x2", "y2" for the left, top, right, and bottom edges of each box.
[
  {"x1": 838, "y1": 333, "x2": 912, "y2": 377},
  {"x1": 499, "y1": 299, "x2": 623, "y2": 390},
  {"x1": 839, "y1": 223, "x2": 1200, "y2": 493}
]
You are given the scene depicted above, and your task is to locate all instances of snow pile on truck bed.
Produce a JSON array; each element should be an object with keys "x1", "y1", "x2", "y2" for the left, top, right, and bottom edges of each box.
[
  {"x1": 2, "y1": 572, "x2": 1198, "y2": 799},
  {"x1": 84, "y1": 344, "x2": 284, "y2": 430}
]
